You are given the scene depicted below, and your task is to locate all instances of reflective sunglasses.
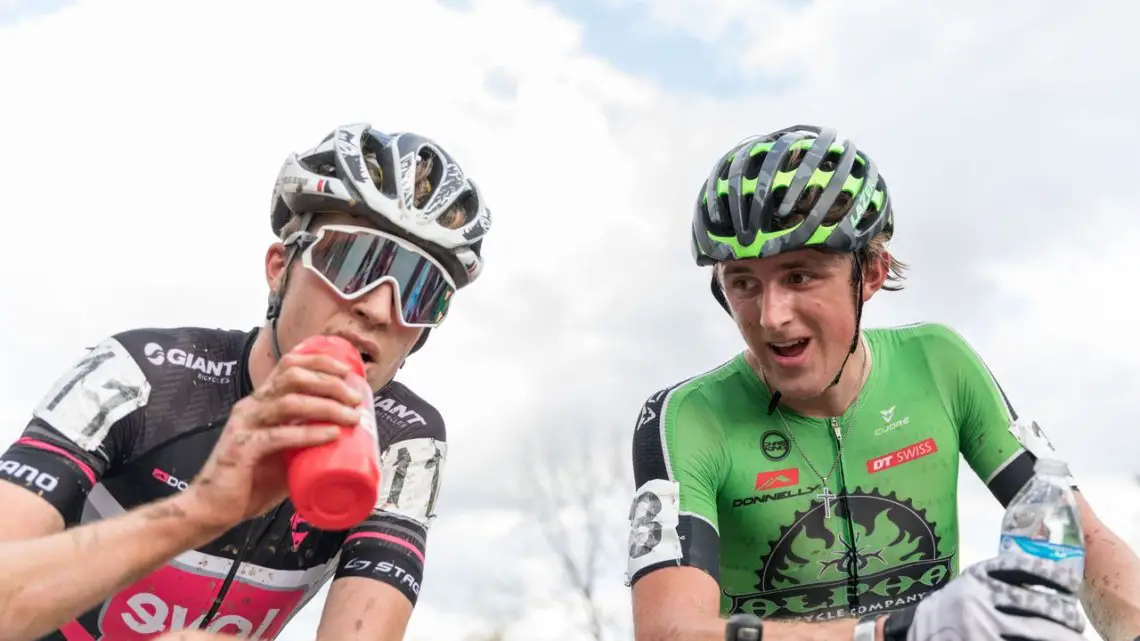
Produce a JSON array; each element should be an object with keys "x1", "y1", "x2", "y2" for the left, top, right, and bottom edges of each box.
[{"x1": 285, "y1": 224, "x2": 456, "y2": 328}]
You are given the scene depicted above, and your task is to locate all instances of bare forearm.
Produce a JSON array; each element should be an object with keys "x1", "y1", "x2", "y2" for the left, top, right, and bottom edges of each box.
[
  {"x1": 316, "y1": 579, "x2": 412, "y2": 641},
  {"x1": 0, "y1": 493, "x2": 224, "y2": 641},
  {"x1": 1081, "y1": 525, "x2": 1140, "y2": 641},
  {"x1": 640, "y1": 615, "x2": 873, "y2": 641}
]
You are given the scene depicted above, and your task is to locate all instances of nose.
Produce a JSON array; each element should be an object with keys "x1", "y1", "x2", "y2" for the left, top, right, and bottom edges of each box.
[
  {"x1": 350, "y1": 281, "x2": 401, "y2": 327},
  {"x1": 758, "y1": 287, "x2": 794, "y2": 330}
]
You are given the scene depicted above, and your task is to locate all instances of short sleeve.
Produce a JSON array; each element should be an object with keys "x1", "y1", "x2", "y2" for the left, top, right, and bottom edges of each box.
[
  {"x1": 925, "y1": 324, "x2": 1069, "y2": 506},
  {"x1": 625, "y1": 382, "x2": 728, "y2": 586}
]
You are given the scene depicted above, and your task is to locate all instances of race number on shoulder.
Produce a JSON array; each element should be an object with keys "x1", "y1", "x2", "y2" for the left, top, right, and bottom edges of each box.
[
  {"x1": 626, "y1": 478, "x2": 683, "y2": 577},
  {"x1": 375, "y1": 437, "x2": 446, "y2": 528},
  {"x1": 1009, "y1": 418, "x2": 1076, "y2": 484},
  {"x1": 1009, "y1": 418, "x2": 1059, "y2": 459},
  {"x1": 32, "y1": 338, "x2": 150, "y2": 452}
]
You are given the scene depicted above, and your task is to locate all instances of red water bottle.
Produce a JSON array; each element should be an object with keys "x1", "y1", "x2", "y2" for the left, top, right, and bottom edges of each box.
[{"x1": 285, "y1": 334, "x2": 381, "y2": 531}]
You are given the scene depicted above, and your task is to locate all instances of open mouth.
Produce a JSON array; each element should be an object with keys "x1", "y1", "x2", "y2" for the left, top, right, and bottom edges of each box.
[
  {"x1": 769, "y1": 338, "x2": 809, "y2": 359},
  {"x1": 333, "y1": 332, "x2": 377, "y2": 366}
]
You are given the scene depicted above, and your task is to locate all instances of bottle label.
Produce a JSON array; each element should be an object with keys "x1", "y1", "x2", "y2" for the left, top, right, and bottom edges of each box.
[{"x1": 1000, "y1": 533, "x2": 1085, "y2": 562}]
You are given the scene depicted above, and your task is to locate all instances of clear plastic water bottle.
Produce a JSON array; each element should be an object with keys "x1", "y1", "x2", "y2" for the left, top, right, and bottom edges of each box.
[{"x1": 998, "y1": 457, "x2": 1085, "y2": 581}]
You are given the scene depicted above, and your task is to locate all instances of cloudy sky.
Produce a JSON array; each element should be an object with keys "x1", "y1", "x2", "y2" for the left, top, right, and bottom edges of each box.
[{"x1": 1, "y1": 0, "x2": 1139, "y2": 639}]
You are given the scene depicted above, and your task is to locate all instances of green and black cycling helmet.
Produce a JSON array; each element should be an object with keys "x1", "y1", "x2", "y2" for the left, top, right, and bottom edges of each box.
[
  {"x1": 692, "y1": 124, "x2": 895, "y2": 407},
  {"x1": 692, "y1": 123, "x2": 893, "y2": 271}
]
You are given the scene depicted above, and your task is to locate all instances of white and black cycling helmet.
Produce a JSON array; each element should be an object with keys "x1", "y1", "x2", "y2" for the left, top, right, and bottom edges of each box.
[
  {"x1": 270, "y1": 122, "x2": 491, "y2": 289},
  {"x1": 266, "y1": 123, "x2": 492, "y2": 359}
]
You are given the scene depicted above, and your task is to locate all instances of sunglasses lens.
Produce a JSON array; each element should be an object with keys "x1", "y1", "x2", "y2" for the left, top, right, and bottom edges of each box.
[{"x1": 307, "y1": 228, "x2": 455, "y2": 326}]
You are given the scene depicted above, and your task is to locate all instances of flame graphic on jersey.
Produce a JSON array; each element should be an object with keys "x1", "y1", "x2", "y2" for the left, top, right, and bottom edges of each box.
[
  {"x1": 721, "y1": 489, "x2": 953, "y2": 621},
  {"x1": 776, "y1": 508, "x2": 923, "y2": 585}
]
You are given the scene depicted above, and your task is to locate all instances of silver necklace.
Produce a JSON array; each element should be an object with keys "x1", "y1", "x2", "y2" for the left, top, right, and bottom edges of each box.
[{"x1": 766, "y1": 334, "x2": 870, "y2": 519}]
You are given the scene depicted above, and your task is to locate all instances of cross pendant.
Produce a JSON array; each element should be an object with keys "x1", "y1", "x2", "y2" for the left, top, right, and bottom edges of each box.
[{"x1": 816, "y1": 485, "x2": 837, "y2": 519}]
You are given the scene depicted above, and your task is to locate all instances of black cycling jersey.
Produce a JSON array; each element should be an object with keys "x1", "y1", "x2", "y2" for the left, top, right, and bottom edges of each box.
[{"x1": 0, "y1": 326, "x2": 447, "y2": 640}]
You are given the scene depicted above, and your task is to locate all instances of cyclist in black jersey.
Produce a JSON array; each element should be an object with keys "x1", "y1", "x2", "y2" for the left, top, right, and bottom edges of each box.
[{"x1": 0, "y1": 123, "x2": 493, "y2": 641}]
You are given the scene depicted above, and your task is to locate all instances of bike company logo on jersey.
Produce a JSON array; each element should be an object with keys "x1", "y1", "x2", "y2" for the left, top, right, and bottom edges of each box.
[
  {"x1": 723, "y1": 489, "x2": 952, "y2": 621},
  {"x1": 874, "y1": 405, "x2": 911, "y2": 436},
  {"x1": 144, "y1": 342, "x2": 237, "y2": 384},
  {"x1": 374, "y1": 396, "x2": 427, "y2": 427}
]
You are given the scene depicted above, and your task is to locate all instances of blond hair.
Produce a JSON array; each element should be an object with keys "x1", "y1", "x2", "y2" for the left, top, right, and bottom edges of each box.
[{"x1": 859, "y1": 232, "x2": 907, "y2": 292}]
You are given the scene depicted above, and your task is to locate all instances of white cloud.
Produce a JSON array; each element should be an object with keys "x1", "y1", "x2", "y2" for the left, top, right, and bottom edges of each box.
[
  {"x1": 1, "y1": 0, "x2": 1138, "y2": 640},
  {"x1": 0, "y1": 0, "x2": 657, "y2": 637},
  {"x1": 983, "y1": 200, "x2": 1140, "y2": 368}
]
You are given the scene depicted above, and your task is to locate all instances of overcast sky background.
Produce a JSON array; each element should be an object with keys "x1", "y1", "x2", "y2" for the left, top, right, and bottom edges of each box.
[{"x1": 1, "y1": 1, "x2": 1138, "y2": 639}]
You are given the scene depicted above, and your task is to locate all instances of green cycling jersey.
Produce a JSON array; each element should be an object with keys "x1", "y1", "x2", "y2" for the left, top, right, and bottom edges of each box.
[{"x1": 625, "y1": 322, "x2": 1064, "y2": 622}]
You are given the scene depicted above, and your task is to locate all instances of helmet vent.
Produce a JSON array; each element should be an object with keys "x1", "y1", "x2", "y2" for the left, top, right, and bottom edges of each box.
[
  {"x1": 779, "y1": 146, "x2": 807, "y2": 173},
  {"x1": 743, "y1": 151, "x2": 768, "y2": 181},
  {"x1": 819, "y1": 149, "x2": 842, "y2": 173},
  {"x1": 825, "y1": 191, "x2": 853, "y2": 224}
]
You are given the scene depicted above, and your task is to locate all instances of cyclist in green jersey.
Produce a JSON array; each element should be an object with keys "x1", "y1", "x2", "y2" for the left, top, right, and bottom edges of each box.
[{"x1": 625, "y1": 125, "x2": 1140, "y2": 641}]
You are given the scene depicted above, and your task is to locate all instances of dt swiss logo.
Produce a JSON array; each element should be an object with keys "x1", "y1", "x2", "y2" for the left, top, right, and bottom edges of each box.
[
  {"x1": 755, "y1": 468, "x2": 799, "y2": 491},
  {"x1": 867, "y1": 438, "x2": 938, "y2": 474}
]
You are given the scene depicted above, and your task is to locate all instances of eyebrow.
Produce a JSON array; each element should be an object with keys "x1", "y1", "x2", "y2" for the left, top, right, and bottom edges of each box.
[{"x1": 723, "y1": 259, "x2": 820, "y2": 275}]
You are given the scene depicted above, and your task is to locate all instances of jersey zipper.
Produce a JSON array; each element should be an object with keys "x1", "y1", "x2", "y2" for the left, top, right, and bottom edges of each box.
[
  {"x1": 198, "y1": 507, "x2": 280, "y2": 628},
  {"x1": 829, "y1": 417, "x2": 861, "y2": 615}
]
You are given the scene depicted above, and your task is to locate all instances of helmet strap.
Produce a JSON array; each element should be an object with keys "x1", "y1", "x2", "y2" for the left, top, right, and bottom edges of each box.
[
  {"x1": 266, "y1": 213, "x2": 313, "y2": 361},
  {"x1": 711, "y1": 271, "x2": 732, "y2": 316},
  {"x1": 825, "y1": 252, "x2": 865, "y2": 388}
]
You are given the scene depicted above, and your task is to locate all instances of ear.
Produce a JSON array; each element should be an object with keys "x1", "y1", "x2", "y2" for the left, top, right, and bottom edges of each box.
[
  {"x1": 265, "y1": 242, "x2": 287, "y2": 293},
  {"x1": 861, "y1": 250, "x2": 890, "y2": 302}
]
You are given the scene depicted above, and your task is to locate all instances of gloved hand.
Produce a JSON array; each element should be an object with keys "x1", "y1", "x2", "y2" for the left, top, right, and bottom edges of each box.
[{"x1": 882, "y1": 554, "x2": 1085, "y2": 641}]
